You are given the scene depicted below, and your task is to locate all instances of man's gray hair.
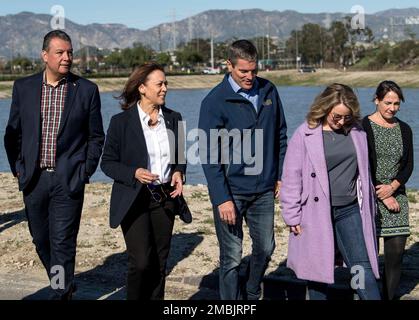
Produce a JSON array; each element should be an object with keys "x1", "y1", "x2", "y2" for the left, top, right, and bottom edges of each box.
[{"x1": 228, "y1": 39, "x2": 258, "y2": 66}]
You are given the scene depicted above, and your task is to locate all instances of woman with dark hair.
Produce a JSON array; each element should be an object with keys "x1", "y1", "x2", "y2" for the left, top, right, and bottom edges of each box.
[
  {"x1": 281, "y1": 83, "x2": 381, "y2": 300},
  {"x1": 101, "y1": 62, "x2": 186, "y2": 300},
  {"x1": 362, "y1": 80, "x2": 414, "y2": 300}
]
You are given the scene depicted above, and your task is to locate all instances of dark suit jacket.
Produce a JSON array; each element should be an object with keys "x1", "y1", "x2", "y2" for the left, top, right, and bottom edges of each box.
[
  {"x1": 4, "y1": 71, "x2": 105, "y2": 195},
  {"x1": 100, "y1": 105, "x2": 186, "y2": 228}
]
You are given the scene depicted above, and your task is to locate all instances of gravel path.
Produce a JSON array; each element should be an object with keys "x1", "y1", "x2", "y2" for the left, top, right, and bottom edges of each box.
[{"x1": 1, "y1": 173, "x2": 418, "y2": 300}]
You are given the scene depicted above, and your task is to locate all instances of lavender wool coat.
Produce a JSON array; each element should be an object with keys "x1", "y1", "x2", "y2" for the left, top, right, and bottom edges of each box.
[{"x1": 280, "y1": 122, "x2": 380, "y2": 284}]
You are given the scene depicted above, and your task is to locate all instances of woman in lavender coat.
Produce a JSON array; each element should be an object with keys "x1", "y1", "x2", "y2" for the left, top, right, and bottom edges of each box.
[{"x1": 280, "y1": 83, "x2": 381, "y2": 300}]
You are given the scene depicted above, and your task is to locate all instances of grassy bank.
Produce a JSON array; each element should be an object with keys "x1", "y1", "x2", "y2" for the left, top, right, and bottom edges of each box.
[
  {"x1": 0, "y1": 82, "x2": 13, "y2": 99},
  {"x1": 262, "y1": 69, "x2": 419, "y2": 88},
  {"x1": 1, "y1": 69, "x2": 419, "y2": 100}
]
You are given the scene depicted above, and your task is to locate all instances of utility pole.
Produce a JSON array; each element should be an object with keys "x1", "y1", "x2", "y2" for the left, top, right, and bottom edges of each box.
[
  {"x1": 10, "y1": 38, "x2": 14, "y2": 74},
  {"x1": 211, "y1": 32, "x2": 214, "y2": 69},
  {"x1": 296, "y1": 31, "x2": 299, "y2": 70},
  {"x1": 171, "y1": 9, "x2": 177, "y2": 52},
  {"x1": 266, "y1": 17, "x2": 270, "y2": 60},
  {"x1": 79, "y1": 36, "x2": 90, "y2": 72},
  {"x1": 158, "y1": 26, "x2": 162, "y2": 52},
  {"x1": 86, "y1": 45, "x2": 90, "y2": 71},
  {"x1": 79, "y1": 36, "x2": 84, "y2": 71},
  {"x1": 320, "y1": 30, "x2": 324, "y2": 69},
  {"x1": 262, "y1": 34, "x2": 265, "y2": 60},
  {"x1": 390, "y1": 17, "x2": 394, "y2": 42},
  {"x1": 188, "y1": 17, "x2": 193, "y2": 43}
]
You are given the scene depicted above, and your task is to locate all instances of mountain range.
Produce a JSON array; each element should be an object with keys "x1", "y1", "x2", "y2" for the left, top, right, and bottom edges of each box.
[{"x1": 1, "y1": 8, "x2": 419, "y2": 59}]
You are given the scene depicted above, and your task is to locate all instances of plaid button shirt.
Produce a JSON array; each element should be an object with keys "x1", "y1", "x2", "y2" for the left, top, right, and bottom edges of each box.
[{"x1": 39, "y1": 75, "x2": 68, "y2": 169}]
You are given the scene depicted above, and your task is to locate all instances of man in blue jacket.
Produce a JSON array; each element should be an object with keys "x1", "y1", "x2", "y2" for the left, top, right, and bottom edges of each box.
[{"x1": 198, "y1": 39, "x2": 287, "y2": 300}]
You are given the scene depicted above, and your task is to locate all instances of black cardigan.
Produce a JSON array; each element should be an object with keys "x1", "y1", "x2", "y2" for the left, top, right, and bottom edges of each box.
[{"x1": 362, "y1": 116, "x2": 414, "y2": 193}]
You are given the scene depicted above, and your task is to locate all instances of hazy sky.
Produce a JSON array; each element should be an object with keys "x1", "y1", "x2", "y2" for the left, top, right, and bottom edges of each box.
[{"x1": 0, "y1": 0, "x2": 418, "y2": 30}]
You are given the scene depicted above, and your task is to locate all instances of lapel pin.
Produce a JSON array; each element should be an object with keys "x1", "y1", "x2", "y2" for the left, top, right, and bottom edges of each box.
[{"x1": 264, "y1": 99, "x2": 272, "y2": 106}]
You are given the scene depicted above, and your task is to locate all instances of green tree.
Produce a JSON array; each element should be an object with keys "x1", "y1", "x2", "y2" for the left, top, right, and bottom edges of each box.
[
  {"x1": 175, "y1": 38, "x2": 214, "y2": 67},
  {"x1": 329, "y1": 21, "x2": 349, "y2": 67},
  {"x1": 300, "y1": 24, "x2": 326, "y2": 65},
  {"x1": 344, "y1": 16, "x2": 375, "y2": 65},
  {"x1": 404, "y1": 27, "x2": 416, "y2": 41},
  {"x1": 369, "y1": 44, "x2": 391, "y2": 70},
  {"x1": 104, "y1": 51, "x2": 123, "y2": 68},
  {"x1": 176, "y1": 49, "x2": 204, "y2": 66},
  {"x1": 391, "y1": 40, "x2": 418, "y2": 64},
  {"x1": 285, "y1": 30, "x2": 299, "y2": 63},
  {"x1": 214, "y1": 41, "x2": 229, "y2": 65},
  {"x1": 104, "y1": 43, "x2": 154, "y2": 69},
  {"x1": 251, "y1": 36, "x2": 279, "y2": 62},
  {"x1": 364, "y1": 27, "x2": 375, "y2": 43},
  {"x1": 6, "y1": 55, "x2": 33, "y2": 73},
  {"x1": 155, "y1": 52, "x2": 171, "y2": 66}
]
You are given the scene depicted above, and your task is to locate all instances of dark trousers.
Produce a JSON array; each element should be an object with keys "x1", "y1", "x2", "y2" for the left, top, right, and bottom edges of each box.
[
  {"x1": 121, "y1": 189, "x2": 175, "y2": 300},
  {"x1": 23, "y1": 170, "x2": 84, "y2": 300},
  {"x1": 380, "y1": 235, "x2": 407, "y2": 300}
]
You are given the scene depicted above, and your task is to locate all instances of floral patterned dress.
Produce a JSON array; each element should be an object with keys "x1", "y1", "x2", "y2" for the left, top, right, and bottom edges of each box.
[{"x1": 370, "y1": 120, "x2": 410, "y2": 237}]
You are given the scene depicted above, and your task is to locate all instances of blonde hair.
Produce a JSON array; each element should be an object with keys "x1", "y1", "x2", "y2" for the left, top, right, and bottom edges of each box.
[{"x1": 306, "y1": 83, "x2": 361, "y2": 129}]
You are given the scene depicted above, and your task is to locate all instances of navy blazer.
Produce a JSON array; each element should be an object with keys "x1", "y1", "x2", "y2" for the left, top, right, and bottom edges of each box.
[
  {"x1": 4, "y1": 71, "x2": 105, "y2": 194},
  {"x1": 100, "y1": 105, "x2": 186, "y2": 228}
]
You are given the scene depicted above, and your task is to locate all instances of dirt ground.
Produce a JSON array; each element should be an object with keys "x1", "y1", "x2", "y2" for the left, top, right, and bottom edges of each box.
[{"x1": 0, "y1": 172, "x2": 418, "y2": 300}]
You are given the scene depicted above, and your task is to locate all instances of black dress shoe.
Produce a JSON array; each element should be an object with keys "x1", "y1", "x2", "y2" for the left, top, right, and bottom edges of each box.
[{"x1": 61, "y1": 283, "x2": 77, "y2": 300}]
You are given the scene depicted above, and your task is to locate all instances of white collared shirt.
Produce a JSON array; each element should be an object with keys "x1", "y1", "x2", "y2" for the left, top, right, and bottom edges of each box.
[{"x1": 137, "y1": 102, "x2": 171, "y2": 184}]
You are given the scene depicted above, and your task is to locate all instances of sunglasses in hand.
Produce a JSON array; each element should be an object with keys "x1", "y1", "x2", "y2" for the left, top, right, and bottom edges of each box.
[{"x1": 146, "y1": 179, "x2": 168, "y2": 203}]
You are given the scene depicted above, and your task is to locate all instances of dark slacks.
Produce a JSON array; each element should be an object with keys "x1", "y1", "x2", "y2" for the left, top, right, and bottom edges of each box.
[
  {"x1": 121, "y1": 188, "x2": 175, "y2": 300},
  {"x1": 23, "y1": 169, "x2": 84, "y2": 300}
]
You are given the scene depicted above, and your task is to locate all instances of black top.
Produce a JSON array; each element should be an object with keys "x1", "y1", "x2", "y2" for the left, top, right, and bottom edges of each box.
[{"x1": 361, "y1": 116, "x2": 414, "y2": 193}]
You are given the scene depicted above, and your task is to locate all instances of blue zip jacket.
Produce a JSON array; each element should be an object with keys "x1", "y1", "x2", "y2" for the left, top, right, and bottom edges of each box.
[{"x1": 198, "y1": 74, "x2": 287, "y2": 206}]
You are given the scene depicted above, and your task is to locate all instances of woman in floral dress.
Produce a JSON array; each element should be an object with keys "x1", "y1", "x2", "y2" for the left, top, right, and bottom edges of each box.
[{"x1": 362, "y1": 80, "x2": 414, "y2": 300}]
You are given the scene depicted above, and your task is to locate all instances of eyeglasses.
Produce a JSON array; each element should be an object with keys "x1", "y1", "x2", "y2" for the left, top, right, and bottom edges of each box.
[
  {"x1": 331, "y1": 112, "x2": 353, "y2": 122},
  {"x1": 146, "y1": 179, "x2": 167, "y2": 203}
]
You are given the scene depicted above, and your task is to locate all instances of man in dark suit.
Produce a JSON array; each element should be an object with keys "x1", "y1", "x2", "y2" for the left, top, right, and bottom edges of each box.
[{"x1": 4, "y1": 30, "x2": 104, "y2": 300}]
